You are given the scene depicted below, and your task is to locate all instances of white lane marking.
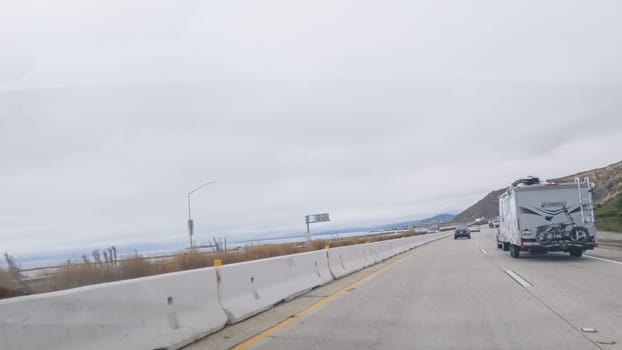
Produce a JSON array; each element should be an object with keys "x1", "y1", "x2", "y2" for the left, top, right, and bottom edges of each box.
[
  {"x1": 480, "y1": 248, "x2": 487, "y2": 255},
  {"x1": 584, "y1": 255, "x2": 622, "y2": 265},
  {"x1": 505, "y1": 270, "x2": 532, "y2": 288}
]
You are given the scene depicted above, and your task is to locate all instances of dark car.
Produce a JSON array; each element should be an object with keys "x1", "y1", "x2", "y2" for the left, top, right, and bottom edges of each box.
[{"x1": 454, "y1": 225, "x2": 471, "y2": 239}]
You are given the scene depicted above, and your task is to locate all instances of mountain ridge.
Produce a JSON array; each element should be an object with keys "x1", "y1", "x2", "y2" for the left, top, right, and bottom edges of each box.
[{"x1": 452, "y1": 160, "x2": 622, "y2": 229}]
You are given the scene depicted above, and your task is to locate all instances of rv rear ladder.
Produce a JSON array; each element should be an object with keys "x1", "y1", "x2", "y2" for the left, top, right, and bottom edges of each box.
[{"x1": 575, "y1": 177, "x2": 595, "y2": 225}]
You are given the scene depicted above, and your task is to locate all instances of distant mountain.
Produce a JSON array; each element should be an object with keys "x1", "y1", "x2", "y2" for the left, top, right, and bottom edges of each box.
[
  {"x1": 452, "y1": 189, "x2": 505, "y2": 224},
  {"x1": 452, "y1": 160, "x2": 622, "y2": 230}
]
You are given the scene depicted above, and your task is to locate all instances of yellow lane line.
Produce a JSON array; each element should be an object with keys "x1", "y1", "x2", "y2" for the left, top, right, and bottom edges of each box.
[{"x1": 231, "y1": 241, "x2": 437, "y2": 349}]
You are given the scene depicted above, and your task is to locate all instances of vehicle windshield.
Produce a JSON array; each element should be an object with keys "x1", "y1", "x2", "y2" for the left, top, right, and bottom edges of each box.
[{"x1": 2, "y1": 2, "x2": 622, "y2": 350}]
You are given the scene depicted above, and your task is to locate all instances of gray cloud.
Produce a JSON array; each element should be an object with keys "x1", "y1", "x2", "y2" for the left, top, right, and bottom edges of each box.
[{"x1": 1, "y1": 1, "x2": 622, "y2": 258}]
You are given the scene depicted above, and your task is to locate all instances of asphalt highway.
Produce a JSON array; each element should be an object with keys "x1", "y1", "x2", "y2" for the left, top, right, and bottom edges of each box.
[
  {"x1": 188, "y1": 226, "x2": 622, "y2": 350},
  {"x1": 240, "y1": 227, "x2": 622, "y2": 350}
]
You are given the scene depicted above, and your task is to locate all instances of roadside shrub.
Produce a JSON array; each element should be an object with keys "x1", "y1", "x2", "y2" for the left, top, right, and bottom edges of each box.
[
  {"x1": 119, "y1": 254, "x2": 158, "y2": 279},
  {"x1": 244, "y1": 243, "x2": 300, "y2": 260},
  {"x1": 0, "y1": 268, "x2": 24, "y2": 299},
  {"x1": 172, "y1": 250, "x2": 213, "y2": 271},
  {"x1": 207, "y1": 250, "x2": 246, "y2": 266},
  {"x1": 308, "y1": 239, "x2": 330, "y2": 250},
  {"x1": 52, "y1": 262, "x2": 117, "y2": 290}
]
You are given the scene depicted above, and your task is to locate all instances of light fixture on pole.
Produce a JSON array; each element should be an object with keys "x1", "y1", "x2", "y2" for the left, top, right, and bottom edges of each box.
[{"x1": 187, "y1": 180, "x2": 215, "y2": 249}]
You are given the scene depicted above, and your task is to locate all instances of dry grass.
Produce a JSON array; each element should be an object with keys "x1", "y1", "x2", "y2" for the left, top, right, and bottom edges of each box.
[
  {"x1": 172, "y1": 250, "x2": 217, "y2": 270},
  {"x1": 330, "y1": 236, "x2": 369, "y2": 246},
  {"x1": 1, "y1": 229, "x2": 428, "y2": 300},
  {"x1": 243, "y1": 243, "x2": 300, "y2": 260},
  {"x1": 0, "y1": 267, "x2": 24, "y2": 299},
  {"x1": 308, "y1": 239, "x2": 330, "y2": 250},
  {"x1": 119, "y1": 254, "x2": 162, "y2": 278},
  {"x1": 207, "y1": 250, "x2": 245, "y2": 265},
  {"x1": 51, "y1": 263, "x2": 117, "y2": 290}
]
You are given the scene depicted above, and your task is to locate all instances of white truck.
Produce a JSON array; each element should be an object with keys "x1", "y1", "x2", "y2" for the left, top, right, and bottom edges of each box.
[{"x1": 496, "y1": 176, "x2": 597, "y2": 258}]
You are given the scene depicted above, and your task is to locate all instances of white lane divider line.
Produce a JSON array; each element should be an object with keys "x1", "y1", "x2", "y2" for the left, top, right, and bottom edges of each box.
[
  {"x1": 584, "y1": 255, "x2": 622, "y2": 265},
  {"x1": 505, "y1": 270, "x2": 532, "y2": 288},
  {"x1": 480, "y1": 248, "x2": 487, "y2": 255}
]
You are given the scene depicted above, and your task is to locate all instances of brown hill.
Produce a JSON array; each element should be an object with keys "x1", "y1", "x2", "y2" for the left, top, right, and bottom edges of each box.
[
  {"x1": 551, "y1": 160, "x2": 622, "y2": 232},
  {"x1": 550, "y1": 160, "x2": 622, "y2": 206},
  {"x1": 452, "y1": 188, "x2": 505, "y2": 223},
  {"x1": 452, "y1": 160, "x2": 622, "y2": 226}
]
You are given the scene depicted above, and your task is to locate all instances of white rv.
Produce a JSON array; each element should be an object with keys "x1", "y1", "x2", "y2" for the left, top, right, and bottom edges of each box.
[{"x1": 496, "y1": 176, "x2": 597, "y2": 258}]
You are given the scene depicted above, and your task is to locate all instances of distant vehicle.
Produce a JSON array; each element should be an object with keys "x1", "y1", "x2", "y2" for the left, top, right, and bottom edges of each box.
[
  {"x1": 469, "y1": 225, "x2": 480, "y2": 232},
  {"x1": 454, "y1": 225, "x2": 471, "y2": 239},
  {"x1": 427, "y1": 225, "x2": 440, "y2": 234},
  {"x1": 497, "y1": 176, "x2": 597, "y2": 258},
  {"x1": 488, "y1": 218, "x2": 499, "y2": 228}
]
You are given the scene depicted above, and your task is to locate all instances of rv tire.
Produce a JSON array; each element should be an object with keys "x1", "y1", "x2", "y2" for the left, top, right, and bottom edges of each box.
[
  {"x1": 502, "y1": 242, "x2": 510, "y2": 251},
  {"x1": 569, "y1": 249, "x2": 583, "y2": 258},
  {"x1": 510, "y1": 245, "x2": 520, "y2": 258}
]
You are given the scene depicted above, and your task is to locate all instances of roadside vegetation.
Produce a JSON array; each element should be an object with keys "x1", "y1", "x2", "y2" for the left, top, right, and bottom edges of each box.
[
  {"x1": 0, "y1": 230, "x2": 427, "y2": 300},
  {"x1": 0, "y1": 268, "x2": 24, "y2": 299},
  {"x1": 595, "y1": 192, "x2": 622, "y2": 233}
]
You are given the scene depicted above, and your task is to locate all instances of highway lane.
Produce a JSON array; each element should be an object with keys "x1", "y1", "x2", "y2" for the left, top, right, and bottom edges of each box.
[
  {"x1": 242, "y1": 226, "x2": 621, "y2": 350},
  {"x1": 477, "y1": 227, "x2": 622, "y2": 348}
]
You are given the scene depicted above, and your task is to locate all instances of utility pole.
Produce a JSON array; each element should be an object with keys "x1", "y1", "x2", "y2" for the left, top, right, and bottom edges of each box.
[{"x1": 187, "y1": 180, "x2": 215, "y2": 249}]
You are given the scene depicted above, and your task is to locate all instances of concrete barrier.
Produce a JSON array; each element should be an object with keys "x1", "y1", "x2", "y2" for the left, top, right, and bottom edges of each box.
[
  {"x1": 358, "y1": 242, "x2": 378, "y2": 266},
  {"x1": 393, "y1": 237, "x2": 412, "y2": 255},
  {"x1": 217, "y1": 250, "x2": 331, "y2": 324},
  {"x1": 283, "y1": 249, "x2": 333, "y2": 295},
  {"x1": 327, "y1": 244, "x2": 369, "y2": 279},
  {"x1": 361, "y1": 243, "x2": 376, "y2": 267},
  {"x1": 371, "y1": 240, "x2": 394, "y2": 261},
  {"x1": 400, "y1": 237, "x2": 415, "y2": 254},
  {"x1": 367, "y1": 240, "x2": 382, "y2": 262},
  {"x1": 0, "y1": 233, "x2": 453, "y2": 349},
  {"x1": 410, "y1": 235, "x2": 423, "y2": 247},
  {"x1": 0, "y1": 267, "x2": 226, "y2": 350}
]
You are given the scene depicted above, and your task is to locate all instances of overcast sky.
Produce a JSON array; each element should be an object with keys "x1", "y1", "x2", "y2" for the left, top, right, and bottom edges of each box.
[{"x1": 1, "y1": 1, "x2": 622, "y2": 258}]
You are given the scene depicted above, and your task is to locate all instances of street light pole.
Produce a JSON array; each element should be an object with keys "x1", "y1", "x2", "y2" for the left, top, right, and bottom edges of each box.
[{"x1": 187, "y1": 180, "x2": 215, "y2": 249}]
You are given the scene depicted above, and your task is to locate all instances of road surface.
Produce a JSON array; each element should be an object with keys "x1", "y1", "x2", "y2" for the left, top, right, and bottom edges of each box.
[{"x1": 189, "y1": 227, "x2": 622, "y2": 349}]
